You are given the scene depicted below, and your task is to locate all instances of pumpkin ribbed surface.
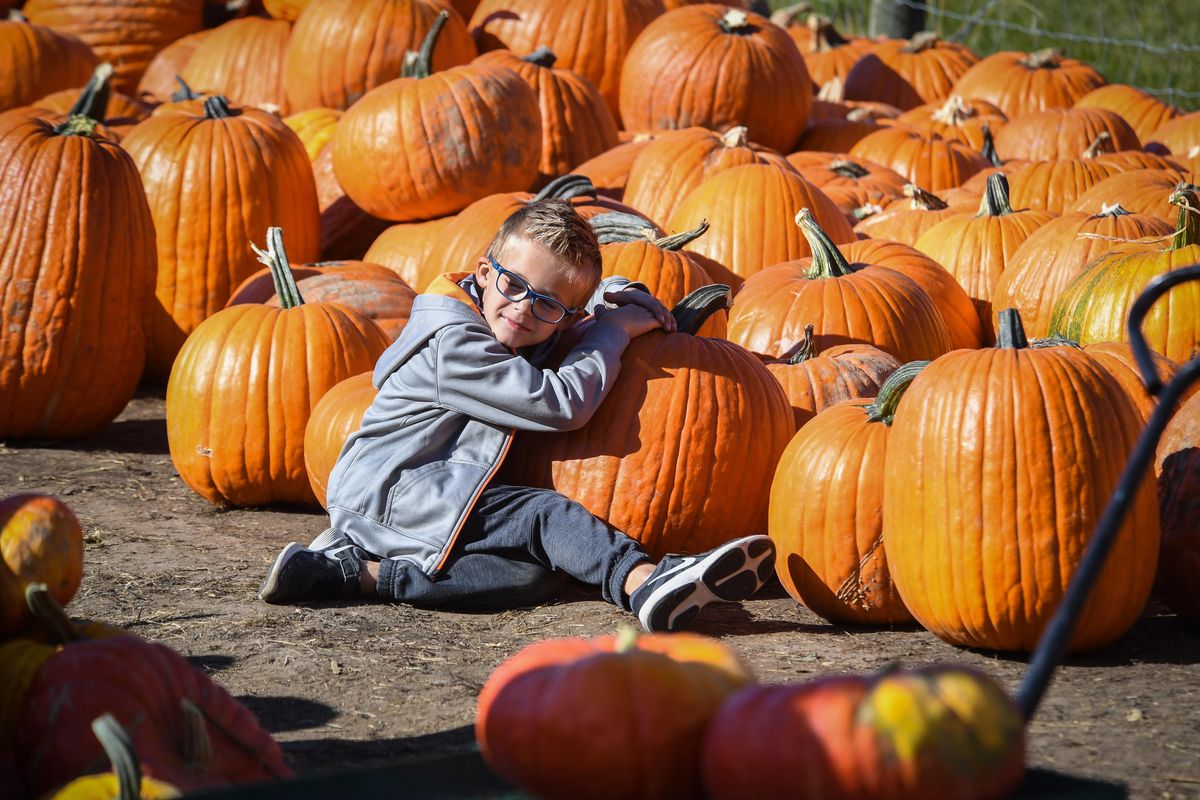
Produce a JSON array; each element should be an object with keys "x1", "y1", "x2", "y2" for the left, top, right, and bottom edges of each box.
[
  {"x1": 1067, "y1": 169, "x2": 1189, "y2": 226},
  {"x1": 950, "y1": 49, "x2": 1106, "y2": 119},
  {"x1": 764, "y1": 341, "x2": 900, "y2": 430},
  {"x1": 0, "y1": 114, "x2": 157, "y2": 439},
  {"x1": 180, "y1": 17, "x2": 292, "y2": 114},
  {"x1": 503, "y1": 329, "x2": 794, "y2": 559},
  {"x1": 849, "y1": 127, "x2": 989, "y2": 192},
  {"x1": 0, "y1": 19, "x2": 97, "y2": 112},
  {"x1": 883, "y1": 336, "x2": 1159, "y2": 652},
  {"x1": 600, "y1": 239, "x2": 712, "y2": 310},
  {"x1": 122, "y1": 103, "x2": 320, "y2": 382},
  {"x1": 1074, "y1": 83, "x2": 1180, "y2": 142},
  {"x1": 305, "y1": 371, "x2": 378, "y2": 508},
  {"x1": 993, "y1": 107, "x2": 1140, "y2": 162},
  {"x1": 843, "y1": 33, "x2": 978, "y2": 110},
  {"x1": 1083, "y1": 341, "x2": 1195, "y2": 427},
  {"x1": 1006, "y1": 157, "x2": 1122, "y2": 214},
  {"x1": 166, "y1": 301, "x2": 389, "y2": 507},
  {"x1": 136, "y1": 30, "x2": 209, "y2": 104}
]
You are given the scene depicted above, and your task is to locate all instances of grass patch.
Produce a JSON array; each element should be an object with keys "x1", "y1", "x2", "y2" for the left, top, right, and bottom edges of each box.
[{"x1": 770, "y1": 0, "x2": 1200, "y2": 110}]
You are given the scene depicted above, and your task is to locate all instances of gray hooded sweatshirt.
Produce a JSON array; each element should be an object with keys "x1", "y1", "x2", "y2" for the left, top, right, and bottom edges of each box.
[{"x1": 324, "y1": 271, "x2": 637, "y2": 576}]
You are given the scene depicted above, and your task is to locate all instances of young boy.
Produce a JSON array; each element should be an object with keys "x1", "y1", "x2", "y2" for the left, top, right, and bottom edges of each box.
[{"x1": 259, "y1": 200, "x2": 775, "y2": 632}]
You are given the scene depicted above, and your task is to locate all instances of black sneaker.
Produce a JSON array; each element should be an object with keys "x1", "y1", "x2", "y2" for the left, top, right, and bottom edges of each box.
[
  {"x1": 629, "y1": 535, "x2": 776, "y2": 632},
  {"x1": 258, "y1": 541, "x2": 363, "y2": 604}
]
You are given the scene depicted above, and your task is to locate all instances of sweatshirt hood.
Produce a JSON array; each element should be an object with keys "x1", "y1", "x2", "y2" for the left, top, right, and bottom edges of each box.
[{"x1": 372, "y1": 272, "x2": 483, "y2": 386}]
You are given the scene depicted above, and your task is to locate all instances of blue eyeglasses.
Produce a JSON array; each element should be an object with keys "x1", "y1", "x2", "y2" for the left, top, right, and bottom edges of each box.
[{"x1": 488, "y1": 257, "x2": 580, "y2": 325}]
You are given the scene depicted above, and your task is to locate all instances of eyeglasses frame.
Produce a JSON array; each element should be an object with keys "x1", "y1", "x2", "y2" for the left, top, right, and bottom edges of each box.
[{"x1": 487, "y1": 256, "x2": 581, "y2": 325}]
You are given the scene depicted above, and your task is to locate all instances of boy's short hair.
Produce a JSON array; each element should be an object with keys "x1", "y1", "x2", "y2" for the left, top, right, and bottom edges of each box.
[{"x1": 485, "y1": 200, "x2": 602, "y2": 299}]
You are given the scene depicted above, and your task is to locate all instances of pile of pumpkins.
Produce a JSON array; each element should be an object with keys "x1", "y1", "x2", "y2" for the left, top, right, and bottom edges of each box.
[
  {"x1": 2, "y1": 0, "x2": 1199, "y2": 659},
  {"x1": 0, "y1": 494, "x2": 293, "y2": 797}
]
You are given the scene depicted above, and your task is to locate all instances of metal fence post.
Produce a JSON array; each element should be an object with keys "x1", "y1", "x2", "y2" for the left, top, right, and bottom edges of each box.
[{"x1": 869, "y1": 0, "x2": 927, "y2": 38}]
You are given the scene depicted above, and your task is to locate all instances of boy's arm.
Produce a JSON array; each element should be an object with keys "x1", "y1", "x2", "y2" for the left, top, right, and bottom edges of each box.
[
  {"x1": 433, "y1": 319, "x2": 632, "y2": 433},
  {"x1": 583, "y1": 276, "x2": 648, "y2": 315}
]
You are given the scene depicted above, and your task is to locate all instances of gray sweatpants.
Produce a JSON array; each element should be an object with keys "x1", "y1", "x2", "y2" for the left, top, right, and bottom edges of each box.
[{"x1": 375, "y1": 485, "x2": 649, "y2": 612}]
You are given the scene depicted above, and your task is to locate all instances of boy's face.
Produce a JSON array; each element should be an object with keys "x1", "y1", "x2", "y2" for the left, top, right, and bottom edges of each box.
[{"x1": 475, "y1": 235, "x2": 589, "y2": 350}]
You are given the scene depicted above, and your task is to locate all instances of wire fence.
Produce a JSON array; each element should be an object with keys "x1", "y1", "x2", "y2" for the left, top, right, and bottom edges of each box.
[{"x1": 773, "y1": 0, "x2": 1200, "y2": 110}]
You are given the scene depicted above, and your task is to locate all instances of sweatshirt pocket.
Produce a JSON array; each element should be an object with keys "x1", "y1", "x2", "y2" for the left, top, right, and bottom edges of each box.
[{"x1": 381, "y1": 461, "x2": 467, "y2": 530}]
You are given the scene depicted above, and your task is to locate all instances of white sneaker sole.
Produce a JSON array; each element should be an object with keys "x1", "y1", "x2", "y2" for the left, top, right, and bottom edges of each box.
[{"x1": 258, "y1": 542, "x2": 303, "y2": 603}]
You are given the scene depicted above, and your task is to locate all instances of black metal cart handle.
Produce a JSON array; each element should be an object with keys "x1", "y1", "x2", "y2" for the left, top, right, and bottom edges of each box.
[{"x1": 1016, "y1": 264, "x2": 1200, "y2": 722}]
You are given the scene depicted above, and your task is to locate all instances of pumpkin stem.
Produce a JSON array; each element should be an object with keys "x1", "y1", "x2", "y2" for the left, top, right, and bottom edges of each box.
[
  {"x1": 170, "y1": 75, "x2": 201, "y2": 102},
  {"x1": 996, "y1": 308, "x2": 1029, "y2": 349},
  {"x1": 1097, "y1": 202, "x2": 1131, "y2": 218},
  {"x1": 8, "y1": 8, "x2": 28, "y2": 21},
  {"x1": 615, "y1": 626, "x2": 640, "y2": 653},
  {"x1": 807, "y1": 14, "x2": 852, "y2": 51},
  {"x1": 902, "y1": 31, "x2": 940, "y2": 53},
  {"x1": 1168, "y1": 183, "x2": 1200, "y2": 250},
  {"x1": 980, "y1": 123, "x2": 1002, "y2": 167},
  {"x1": 796, "y1": 208, "x2": 853, "y2": 279},
  {"x1": 671, "y1": 284, "x2": 730, "y2": 335},
  {"x1": 718, "y1": 8, "x2": 754, "y2": 34},
  {"x1": 902, "y1": 183, "x2": 949, "y2": 210},
  {"x1": 865, "y1": 361, "x2": 928, "y2": 425},
  {"x1": 769, "y1": 2, "x2": 813, "y2": 28},
  {"x1": 978, "y1": 172, "x2": 1014, "y2": 217},
  {"x1": 930, "y1": 95, "x2": 973, "y2": 126},
  {"x1": 720, "y1": 125, "x2": 750, "y2": 148},
  {"x1": 653, "y1": 219, "x2": 709, "y2": 251},
  {"x1": 402, "y1": 9, "x2": 449, "y2": 79},
  {"x1": 1023, "y1": 48, "x2": 1064, "y2": 69},
  {"x1": 589, "y1": 211, "x2": 659, "y2": 245},
  {"x1": 180, "y1": 699, "x2": 214, "y2": 771},
  {"x1": 818, "y1": 76, "x2": 846, "y2": 103},
  {"x1": 202, "y1": 95, "x2": 237, "y2": 119},
  {"x1": 1081, "y1": 131, "x2": 1114, "y2": 159},
  {"x1": 53, "y1": 113, "x2": 100, "y2": 138},
  {"x1": 782, "y1": 324, "x2": 817, "y2": 364},
  {"x1": 68, "y1": 62, "x2": 114, "y2": 123},
  {"x1": 92, "y1": 715, "x2": 144, "y2": 800},
  {"x1": 830, "y1": 159, "x2": 869, "y2": 179},
  {"x1": 251, "y1": 227, "x2": 305, "y2": 308},
  {"x1": 535, "y1": 173, "x2": 598, "y2": 202},
  {"x1": 25, "y1": 583, "x2": 83, "y2": 644},
  {"x1": 853, "y1": 202, "x2": 883, "y2": 221},
  {"x1": 522, "y1": 46, "x2": 557, "y2": 68}
]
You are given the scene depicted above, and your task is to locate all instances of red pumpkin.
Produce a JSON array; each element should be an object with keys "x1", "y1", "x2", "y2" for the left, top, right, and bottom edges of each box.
[
  {"x1": 727, "y1": 209, "x2": 953, "y2": 363},
  {"x1": 702, "y1": 664, "x2": 1025, "y2": 800},
  {"x1": 618, "y1": 5, "x2": 811, "y2": 154},
  {"x1": 477, "y1": 628, "x2": 754, "y2": 800}
]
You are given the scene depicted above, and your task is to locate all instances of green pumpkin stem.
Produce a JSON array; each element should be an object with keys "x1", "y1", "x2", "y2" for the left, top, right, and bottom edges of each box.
[
  {"x1": 589, "y1": 211, "x2": 659, "y2": 245},
  {"x1": 830, "y1": 159, "x2": 869, "y2": 180},
  {"x1": 180, "y1": 699, "x2": 214, "y2": 771},
  {"x1": 203, "y1": 95, "x2": 235, "y2": 119},
  {"x1": 1168, "y1": 183, "x2": 1200, "y2": 250},
  {"x1": 671, "y1": 284, "x2": 730, "y2": 335},
  {"x1": 865, "y1": 361, "x2": 928, "y2": 425},
  {"x1": 523, "y1": 46, "x2": 557, "y2": 68},
  {"x1": 903, "y1": 183, "x2": 950, "y2": 210},
  {"x1": 25, "y1": 583, "x2": 83, "y2": 644},
  {"x1": 535, "y1": 173, "x2": 597, "y2": 202},
  {"x1": 1082, "y1": 131, "x2": 1113, "y2": 159},
  {"x1": 796, "y1": 208, "x2": 853, "y2": 280},
  {"x1": 53, "y1": 114, "x2": 100, "y2": 138},
  {"x1": 251, "y1": 227, "x2": 305, "y2": 308},
  {"x1": 978, "y1": 173, "x2": 1014, "y2": 217},
  {"x1": 782, "y1": 324, "x2": 816, "y2": 364},
  {"x1": 653, "y1": 219, "x2": 709, "y2": 251},
  {"x1": 91, "y1": 714, "x2": 142, "y2": 800},
  {"x1": 402, "y1": 10, "x2": 449, "y2": 79},
  {"x1": 980, "y1": 124, "x2": 1002, "y2": 167},
  {"x1": 67, "y1": 62, "x2": 114, "y2": 123},
  {"x1": 171, "y1": 75, "x2": 201, "y2": 102},
  {"x1": 615, "y1": 626, "x2": 640, "y2": 653},
  {"x1": 996, "y1": 308, "x2": 1029, "y2": 349}
]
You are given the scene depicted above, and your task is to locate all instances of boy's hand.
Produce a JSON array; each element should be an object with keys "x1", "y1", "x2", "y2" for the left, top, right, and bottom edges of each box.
[
  {"x1": 593, "y1": 303, "x2": 664, "y2": 339},
  {"x1": 602, "y1": 288, "x2": 677, "y2": 333}
]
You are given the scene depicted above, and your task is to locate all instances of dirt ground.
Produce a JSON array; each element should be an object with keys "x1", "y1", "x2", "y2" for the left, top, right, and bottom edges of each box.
[{"x1": 2, "y1": 392, "x2": 1198, "y2": 799}]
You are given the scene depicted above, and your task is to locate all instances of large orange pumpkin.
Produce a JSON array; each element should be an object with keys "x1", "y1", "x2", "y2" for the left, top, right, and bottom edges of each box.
[
  {"x1": 895, "y1": 94, "x2": 1007, "y2": 150},
  {"x1": 1156, "y1": 389, "x2": 1200, "y2": 624},
  {"x1": 1143, "y1": 111, "x2": 1200, "y2": 156},
  {"x1": 702, "y1": 664, "x2": 1025, "y2": 800},
  {"x1": 334, "y1": 11, "x2": 541, "y2": 222},
  {"x1": 883, "y1": 310, "x2": 1160, "y2": 652},
  {"x1": 22, "y1": 0, "x2": 203, "y2": 93},
  {"x1": 785, "y1": 152, "x2": 908, "y2": 220},
  {"x1": 0, "y1": 17, "x2": 97, "y2": 113},
  {"x1": 570, "y1": 134, "x2": 659, "y2": 201},
  {"x1": 993, "y1": 106, "x2": 1140, "y2": 162},
  {"x1": 502, "y1": 287, "x2": 795, "y2": 559},
  {"x1": 595, "y1": 216, "x2": 714, "y2": 310},
  {"x1": 849, "y1": 126, "x2": 990, "y2": 191},
  {"x1": 0, "y1": 495, "x2": 83, "y2": 635},
  {"x1": 304, "y1": 371, "x2": 378, "y2": 508},
  {"x1": 179, "y1": 16, "x2": 292, "y2": 114},
  {"x1": 477, "y1": 628, "x2": 753, "y2": 800},
  {"x1": 665, "y1": 163, "x2": 854, "y2": 289},
  {"x1": 1080, "y1": 341, "x2": 1197, "y2": 428},
  {"x1": 852, "y1": 182, "x2": 964, "y2": 244},
  {"x1": 950, "y1": 49, "x2": 1106, "y2": 119},
  {"x1": 1049, "y1": 185, "x2": 1200, "y2": 364},
  {"x1": 843, "y1": 32, "x2": 978, "y2": 111},
  {"x1": 284, "y1": 0, "x2": 476, "y2": 112},
  {"x1": 914, "y1": 173, "x2": 1056, "y2": 343},
  {"x1": 136, "y1": 29, "x2": 210, "y2": 104},
  {"x1": 993, "y1": 204, "x2": 1174, "y2": 337},
  {"x1": 166, "y1": 228, "x2": 390, "y2": 508},
  {"x1": 361, "y1": 215, "x2": 459, "y2": 292},
  {"x1": 469, "y1": 0, "x2": 664, "y2": 121},
  {"x1": 0, "y1": 107, "x2": 157, "y2": 439},
  {"x1": 780, "y1": 12, "x2": 873, "y2": 90},
  {"x1": 727, "y1": 209, "x2": 953, "y2": 362},
  {"x1": 1005, "y1": 156, "x2": 1122, "y2": 214},
  {"x1": 1074, "y1": 83, "x2": 1179, "y2": 142},
  {"x1": 311, "y1": 141, "x2": 394, "y2": 262},
  {"x1": 618, "y1": 5, "x2": 811, "y2": 154},
  {"x1": 474, "y1": 47, "x2": 619, "y2": 188},
  {"x1": 623, "y1": 126, "x2": 794, "y2": 229},
  {"x1": 121, "y1": 95, "x2": 320, "y2": 382},
  {"x1": 1068, "y1": 169, "x2": 1190, "y2": 226}
]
